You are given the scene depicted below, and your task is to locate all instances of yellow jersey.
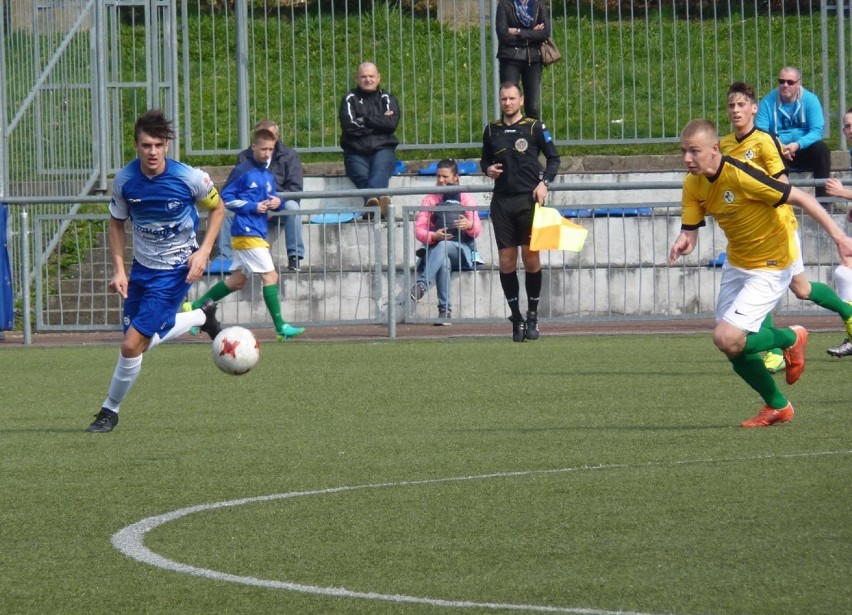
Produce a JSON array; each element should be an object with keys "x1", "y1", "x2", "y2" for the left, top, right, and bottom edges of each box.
[
  {"x1": 681, "y1": 156, "x2": 797, "y2": 270},
  {"x1": 720, "y1": 127, "x2": 797, "y2": 233}
]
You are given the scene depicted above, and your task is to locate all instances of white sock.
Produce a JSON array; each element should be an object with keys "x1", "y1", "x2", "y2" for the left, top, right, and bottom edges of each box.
[
  {"x1": 102, "y1": 353, "x2": 143, "y2": 412},
  {"x1": 148, "y1": 310, "x2": 206, "y2": 350},
  {"x1": 834, "y1": 265, "x2": 852, "y2": 302}
]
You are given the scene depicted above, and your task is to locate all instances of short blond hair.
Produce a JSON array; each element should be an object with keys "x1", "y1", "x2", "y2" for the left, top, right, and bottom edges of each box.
[{"x1": 680, "y1": 119, "x2": 717, "y2": 141}]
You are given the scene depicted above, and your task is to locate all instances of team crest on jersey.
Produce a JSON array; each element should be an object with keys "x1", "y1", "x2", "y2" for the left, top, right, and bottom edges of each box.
[
  {"x1": 724, "y1": 190, "x2": 735, "y2": 203},
  {"x1": 515, "y1": 138, "x2": 529, "y2": 152},
  {"x1": 167, "y1": 200, "x2": 181, "y2": 210},
  {"x1": 745, "y1": 150, "x2": 754, "y2": 160}
]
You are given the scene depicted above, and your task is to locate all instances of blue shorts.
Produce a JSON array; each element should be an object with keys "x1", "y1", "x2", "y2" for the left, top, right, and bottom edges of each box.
[{"x1": 123, "y1": 262, "x2": 192, "y2": 338}]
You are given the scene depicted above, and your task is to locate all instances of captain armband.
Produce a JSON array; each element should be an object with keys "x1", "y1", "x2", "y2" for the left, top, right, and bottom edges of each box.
[{"x1": 197, "y1": 187, "x2": 221, "y2": 210}]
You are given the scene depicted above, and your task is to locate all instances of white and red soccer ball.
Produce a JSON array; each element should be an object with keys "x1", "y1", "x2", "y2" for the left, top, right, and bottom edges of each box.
[{"x1": 211, "y1": 326, "x2": 260, "y2": 375}]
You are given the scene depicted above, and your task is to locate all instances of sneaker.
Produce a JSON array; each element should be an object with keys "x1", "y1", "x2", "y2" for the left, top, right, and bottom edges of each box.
[
  {"x1": 378, "y1": 195, "x2": 391, "y2": 220},
  {"x1": 782, "y1": 325, "x2": 808, "y2": 385},
  {"x1": 87, "y1": 408, "x2": 118, "y2": 433},
  {"x1": 763, "y1": 352, "x2": 786, "y2": 373},
  {"x1": 199, "y1": 299, "x2": 222, "y2": 341},
  {"x1": 740, "y1": 402, "x2": 794, "y2": 428},
  {"x1": 182, "y1": 301, "x2": 199, "y2": 336},
  {"x1": 276, "y1": 323, "x2": 305, "y2": 341},
  {"x1": 471, "y1": 250, "x2": 485, "y2": 266},
  {"x1": 826, "y1": 338, "x2": 852, "y2": 357},
  {"x1": 525, "y1": 310, "x2": 540, "y2": 340},
  {"x1": 434, "y1": 309, "x2": 452, "y2": 326},
  {"x1": 510, "y1": 315, "x2": 527, "y2": 342},
  {"x1": 288, "y1": 256, "x2": 301, "y2": 272},
  {"x1": 410, "y1": 282, "x2": 426, "y2": 302}
]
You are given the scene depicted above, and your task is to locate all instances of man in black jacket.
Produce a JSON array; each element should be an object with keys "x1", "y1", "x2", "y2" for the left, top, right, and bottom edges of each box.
[{"x1": 339, "y1": 62, "x2": 400, "y2": 219}]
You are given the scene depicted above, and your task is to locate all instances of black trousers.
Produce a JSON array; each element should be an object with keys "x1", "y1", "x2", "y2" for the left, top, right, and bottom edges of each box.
[
  {"x1": 789, "y1": 140, "x2": 831, "y2": 198},
  {"x1": 499, "y1": 60, "x2": 543, "y2": 120}
]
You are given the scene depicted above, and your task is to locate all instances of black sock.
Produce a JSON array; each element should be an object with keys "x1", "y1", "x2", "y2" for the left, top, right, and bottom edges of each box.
[
  {"x1": 500, "y1": 272, "x2": 522, "y2": 319},
  {"x1": 525, "y1": 270, "x2": 542, "y2": 314}
]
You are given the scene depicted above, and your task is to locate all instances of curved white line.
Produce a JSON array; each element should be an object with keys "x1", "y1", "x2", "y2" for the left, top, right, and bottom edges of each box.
[{"x1": 112, "y1": 450, "x2": 849, "y2": 615}]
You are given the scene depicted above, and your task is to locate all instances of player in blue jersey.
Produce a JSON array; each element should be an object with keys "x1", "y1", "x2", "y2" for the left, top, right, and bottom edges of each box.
[
  {"x1": 183, "y1": 128, "x2": 305, "y2": 341},
  {"x1": 87, "y1": 109, "x2": 226, "y2": 433}
]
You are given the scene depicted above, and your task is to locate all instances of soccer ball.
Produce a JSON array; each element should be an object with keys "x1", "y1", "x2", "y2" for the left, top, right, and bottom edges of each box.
[{"x1": 211, "y1": 326, "x2": 260, "y2": 375}]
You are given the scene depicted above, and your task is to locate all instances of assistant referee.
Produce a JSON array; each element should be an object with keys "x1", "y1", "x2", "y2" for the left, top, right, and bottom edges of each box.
[{"x1": 481, "y1": 82, "x2": 561, "y2": 342}]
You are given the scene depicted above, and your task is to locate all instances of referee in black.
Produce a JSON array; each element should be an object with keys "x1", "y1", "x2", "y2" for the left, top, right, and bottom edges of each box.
[{"x1": 481, "y1": 82, "x2": 561, "y2": 341}]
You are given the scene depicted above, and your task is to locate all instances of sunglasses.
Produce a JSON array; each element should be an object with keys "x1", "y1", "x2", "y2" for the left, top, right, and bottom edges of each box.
[{"x1": 777, "y1": 78, "x2": 799, "y2": 86}]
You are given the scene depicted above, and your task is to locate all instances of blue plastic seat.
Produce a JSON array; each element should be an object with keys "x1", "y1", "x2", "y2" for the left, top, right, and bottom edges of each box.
[
  {"x1": 309, "y1": 212, "x2": 357, "y2": 224},
  {"x1": 206, "y1": 255, "x2": 232, "y2": 274},
  {"x1": 591, "y1": 207, "x2": 653, "y2": 217},
  {"x1": 417, "y1": 161, "x2": 439, "y2": 175},
  {"x1": 561, "y1": 208, "x2": 593, "y2": 218},
  {"x1": 394, "y1": 160, "x2": 408, "y2": 175},
  {"x1": 707, "y1": 252, "x2": 727, "y2": 267}
]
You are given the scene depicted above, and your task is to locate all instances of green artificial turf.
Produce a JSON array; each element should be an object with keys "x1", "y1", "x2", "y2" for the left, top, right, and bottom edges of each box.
[{"x1": 1, "y1": 333, "x2": 849, "y2": 614}]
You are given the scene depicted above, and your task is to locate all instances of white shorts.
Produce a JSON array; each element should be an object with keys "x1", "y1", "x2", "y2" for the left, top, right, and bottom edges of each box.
[
  {"x1": 230, "y1": 247, "x2": 275, "y2": 274},
  {"x1": 716, "y1": 262, "x2": 793, "y2": 333},
  {"x1": 789, "y1": 230, "x2": 804, "y2": 277}
]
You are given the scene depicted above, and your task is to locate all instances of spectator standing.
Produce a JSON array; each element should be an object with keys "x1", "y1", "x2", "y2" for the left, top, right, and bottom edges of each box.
[
  {"x1": 339, "y1": 61, "x2": 400, "y2": 219},
  {"x1": 721, "y1": 81, "x2": 852, "y2": 369},
  {"x1": 756, "y1": 66, "x2": 832, "y2": 198},
  {"x1": 669, "y1": 119, "x2": 852, "y2": 428},
  {"x1": 481, "y1": 82, "x2": 560, "y2": 342},
  {"x1": 495, "y1": 0, "x2": 552, "y2": 121},
  {"x1": 410, "y1": 158, "x2": 482, "y2": 325},
  {"x1": 185, "y1": 129, "x2": 305, "y2": 342},
  {"x1": 87, "y1": 109, "x2": 226, "y2": 433},
  {"x1": 235, "y1": 119, "x2": 305, "y2": 272}
]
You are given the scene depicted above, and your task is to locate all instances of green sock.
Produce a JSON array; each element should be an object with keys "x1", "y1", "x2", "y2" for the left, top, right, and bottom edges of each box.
[
  {"x1": 806, "y1": 282, "x2": 852, "y2": 320},
  {"x1": 743, "y1": 327, "x2": 796, "y2": 355},
  {"x1": 191, "y1": 281, "x2": 232, "y2": 309},
  {"x1": 263, "y1": 284, "x2": 285, "y2": 330},
  {"x1": 729, "y1": 352, "x2": 788, "y2": 409},
  {"x1": 758, "y1": 313, "x2": 784, "y2": 357}
]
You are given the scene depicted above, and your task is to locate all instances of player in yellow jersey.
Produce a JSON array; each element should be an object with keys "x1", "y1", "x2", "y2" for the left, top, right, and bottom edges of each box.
[
  {"x1": 669, "y1": 119, "x2": 852, "y2": 427},
  {"x1": 720, "y1": 81, "x2": 852, "y2": 369}
]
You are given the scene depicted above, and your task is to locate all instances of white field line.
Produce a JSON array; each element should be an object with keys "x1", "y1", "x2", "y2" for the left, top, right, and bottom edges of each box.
[{"x1": 112, "y1": 450, "x2": 850, "y2": 615}]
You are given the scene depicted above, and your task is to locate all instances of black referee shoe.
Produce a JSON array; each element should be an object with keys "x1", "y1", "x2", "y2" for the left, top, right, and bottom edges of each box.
[
  {"x1": 510, "y1": 316, "x2": 526, "y2": 342},
  {"x1": 87, "y1": 408, "x2": 118, "y2": 433},
  {"x1": 525, "y1": 310, "x2": 540, "y2": 340}
]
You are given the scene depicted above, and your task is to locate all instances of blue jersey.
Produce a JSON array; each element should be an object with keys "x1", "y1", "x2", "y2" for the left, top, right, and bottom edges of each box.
[
  {"x1": 110, "y1": 159, "x2": 220, "y2": 270},
  {"x1": 221, "y1": 158, "x2": 277, "y2": 248}
]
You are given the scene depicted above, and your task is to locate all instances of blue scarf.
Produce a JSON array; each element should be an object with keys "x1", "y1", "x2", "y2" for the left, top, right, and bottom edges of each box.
[{"x1": 513, "y1": 0, "x2": 536, "y2": 28}]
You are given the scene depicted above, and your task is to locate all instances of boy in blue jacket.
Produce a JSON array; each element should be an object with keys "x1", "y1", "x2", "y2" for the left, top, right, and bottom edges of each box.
[{"x1": 185, "y1": 128, "x2": 304, "y2": 341}]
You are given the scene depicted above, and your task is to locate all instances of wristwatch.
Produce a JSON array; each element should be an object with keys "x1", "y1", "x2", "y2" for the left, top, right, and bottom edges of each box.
[{"x1": 542, "y1": 179, "x2": 551, "y2": 187}]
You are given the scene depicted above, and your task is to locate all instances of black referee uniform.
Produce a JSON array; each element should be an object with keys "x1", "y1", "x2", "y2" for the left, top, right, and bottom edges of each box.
[{"x1": 480, "y1": 116, "x2": 560, "y2": 249}]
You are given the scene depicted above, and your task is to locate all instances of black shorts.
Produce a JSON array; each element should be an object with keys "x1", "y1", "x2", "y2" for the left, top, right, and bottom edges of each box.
[{"x1": 490, "y1": 191, "x2": 535, "y2": 250}]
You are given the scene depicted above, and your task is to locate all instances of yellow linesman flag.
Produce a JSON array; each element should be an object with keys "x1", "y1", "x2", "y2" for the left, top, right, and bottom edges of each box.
[{"x1": 529, "y1": 203, "x2": 588, "y2": 252}]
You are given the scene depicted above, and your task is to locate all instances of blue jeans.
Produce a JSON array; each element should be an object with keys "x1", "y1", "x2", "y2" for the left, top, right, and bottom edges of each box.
[
  {"x1": 343, "y1": 148, "x2": 397, "y2": 204},
  {"x1": 281, "y1": 199, "x2": 304, "y2": 258},
  {"x1": 418, "y1": 241, "x2": 472, "y2": 312}
]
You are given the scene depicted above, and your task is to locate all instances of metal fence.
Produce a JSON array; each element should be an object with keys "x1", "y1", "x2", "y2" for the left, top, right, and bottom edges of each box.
[
  {"x1": 2, "y1": 1, "x2": 852, "y2": 335},
  {"x1": 13, "y1": 184, "x2": 851, "y2": 338}
]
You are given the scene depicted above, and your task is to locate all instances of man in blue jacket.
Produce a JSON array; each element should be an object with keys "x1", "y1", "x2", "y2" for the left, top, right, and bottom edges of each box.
[
  {"x1": 184, "y1": 128, "x2": 304, "y2": 341},
  {"x1": 339, "y1": 62, "x2": 400, "y2": 219},
  {"x1": 756, "y1": 66, "x2": 831, "y2": 198}
]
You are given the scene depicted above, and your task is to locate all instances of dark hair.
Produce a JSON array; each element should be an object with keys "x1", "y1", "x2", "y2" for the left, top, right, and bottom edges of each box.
[
  {"x1": 727, "y1": 81, "x2": 756, "y2": 104},
  {"x1": 436, "y1": 158, "x2": 458, "y2": 175},
  {"x1": 252, "y1": 128, "x2": 276, "y2": 143},
  {"x1": 134, "y1": 109, "x2": 175, "y2": 143}
]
